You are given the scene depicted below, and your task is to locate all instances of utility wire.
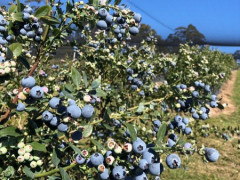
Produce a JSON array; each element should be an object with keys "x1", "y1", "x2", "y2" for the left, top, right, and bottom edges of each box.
[{"x1": 126, "y1": 0, "x2": 175, "y2": 32}]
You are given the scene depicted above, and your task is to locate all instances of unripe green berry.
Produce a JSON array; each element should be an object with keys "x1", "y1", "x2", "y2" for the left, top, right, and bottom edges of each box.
[
  {"x1": 17, "y1": 156, "x2": 25, "y2": 163},
  {"x1": 24, "y1": 145, "x2": 33, "y2": 153},
  {"x1": 33, "y1": 156, "x2": 40, "y2": 161},
  {"x1": 17, "y1": 142, "x2": 25, "y2": 149},
  {"x1": 30, "y1": 161, "x2": 37, "y2": 168},
  {"x1": 18, "y1": 148, "x2": 25, "y2": 155},
  {"x1": 24, "y1": 152, "x2": 31, "y2": 160},
  {"x1": 0, "y1": 147, "x2": 7, "y2": 154},
  {"x1": 37, "y1": 160, "x2": 43, "y2": 166}
]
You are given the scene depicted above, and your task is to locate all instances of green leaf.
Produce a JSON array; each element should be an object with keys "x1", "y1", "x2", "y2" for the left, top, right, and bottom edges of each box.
[
  {"x1": 16, "y1": 0, "x2": 24, "y2": 12},
  {"x1": 103, "y1": 123, "x2": 114, "y2": 131},
  {"x1": 7, "y1": 43, "x2": 22, "y2": 58},
  {"x1": 52, "y1": 149, "x2": 60, "y2": 167},
  {"x1": 59, "y1": 168, "x2": 71, "y2": 180},
  {"x1": 62, "y1": 90, "x2": 75, "y2": 99},
  {"x1": 91, "y1": 79, "x2": 101, "y2": 89},
  {"x1": 23, "y1": 166, "x2": 34, "y2": 179},
  {"x1": 69, "y1": 143, "x2": 82, "y2": 154},
  {"x1": 82, "y1": 125, "x2": 93, "y2": 137},
  {"x1": 136, "y1": 103, "x2": 145, "y2": 113},
  {"x1": 82, "y1": 71, "x2": 88, "y2": 88},
  {"x1": 96, "y1": 88, "x2": 107, "y2": 98},
  {"x1": 89, "y1": 0, "x2": 99, "y2": 8},
  {"x1": 114, "y1": 0, "x2": 122, "y2": 5},
  {"x1": 0, "y1": 127, "x2": 21, "y2": 138},
  {"x1": 35, "y1": 5, "x2": 52, "y2": 18},
  {"x1": 40, "y1": 16, "x2": 60, "y2": 25},
  {"x1": 8, "y1": 4, "x2": 17, "y2": 14},
  {"x1": 91, "y1": 139, "x2": 106, "y2": 151},
  {"x1": 4, "y1": 166, "x2": 15, "y2": 178},
  {"x1": 156, "y1": 123, "x2": 167, "y2": 145},
  {"x1": 124, "y1": 123, "x2": 137, "y2": 141},
  {"x1": 71, "y1": 67, "x2": 82, "y2": 89},
  {"x1": 18, "y1": 56, "x2": 30, "y2": 69},
  {"x1": 28, "y1": 142, "x2": 47, "y2": 152},
  {"x1": 11, "y1": 12, "x2": 23, "y2": 22}
]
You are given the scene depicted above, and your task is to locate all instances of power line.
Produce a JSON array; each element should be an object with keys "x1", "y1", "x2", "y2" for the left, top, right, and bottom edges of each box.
[{"x1": 126, "y1": 0, "x2": 175, "y2": 32}]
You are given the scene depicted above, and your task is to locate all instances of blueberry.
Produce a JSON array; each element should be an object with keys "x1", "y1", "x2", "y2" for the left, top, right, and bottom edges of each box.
[
  {"x1": 184, "y1": 127, "x2": 192, "y2": 135},
  {"x1": 135, "y1": 171, "x2": 147, "y2": 180},
  {"x1": 133, "y1": 13, "x2": 142, "y2": 23},
  {"x1": 57, "y1": 123, "x2": 68, "y2": 132},
  {"x1": 200, "y1": 107, "x2": 207, "y2": 113},
  {"x1": 199, "y1": 82, "x2": 205, "y2": 88},
  {"x1": 81, "y1": 104, "x2": 94, "y2": 118},
  {"x1": 180, "y1": 84, "x2": 187, "y2": 89},
  {"x1": 166, "y1": 154, "x2": 181, "y2": 169},
  {"x1": 117, "y1": 17, "x2": 125, "y2": 24},
  {"x1": 200, "y1": 113, "x2": 208, "y2": 120},
  {"x1": 71, "y1": 131, "x2": 82, "y2": 141},
  {"x1": 68, "y1": 99, "x2": 76, "y2": 106},
  {"x1": 0, "y1": 15, "x2": 7, "y2": 25},
  {"x1": 139, "y1": 90, "x2": 145, "y2": 97},
  {"x1": 131, "y1": 85, "x2": 138, "y2": 90},
  {"x1": 48, "y1": 97, "x2": 61, "y2": 109},
  {"x1": 177, "y1": 122, "x2": 186, "y2": 131},
  {"x1": 174, "y1": 115, "x2": 182, "y2": 123},
  {"x1": 27, "y1": 31, "x2": 36, "y2": 38},
  {"x1": 30, "y1": 86, "x2": 44, "y2": 98},
  {"x1": 168, "y1": 134, "x2": 178, "y2": 141},
  {"x1": 98, "y1": 8, "x2": 108, "y2": 18},
  {"x1": 129, "y1": 27, "x2": 139, "y2": 35},
  {"x1": 182, "y1": 117, "x2": 189, "y2": 124},
  {"x1": 24, "y1": 24, "x2": 32, "y2": 31},
  {"x1": 184, "y1": 143, "x2": 192, "y2": 149},
  {"x1": 205, "y1": 148, "x2": 220, "y2": 162},
  {"x1": 37, "y1": 28, "x2": 43, "y2": 35},
  {"x1": 139, "y1": 159, "x2": 149, "y2": 170},
  {"x1": 194, "y1": 81, "x2": 200, "y2": 87},
  {"x1": 149, "y1": 163, "x2": 164, "y2": 176},
  {"x1": 105, "y1": 14, "x2": 113, "y2": 24},
  {"x1": 105, "y1": 150, "x2": 112, "y2": 157},
  {"x1": 128, "y1": 76, "x2": 133, "y2": 81},
  {"x1": 167, "y1": 139, "x2": 176, "y2": 147},
  {"x1": 42, "y1": 111, "x2": 53, "y2": 121},
  {"x1": 6, "y1": 35, "x2": 14, "y2": 41},
  {"x1": 190, "y1": 107, "x2": 196, "y2": 113},
  {"x1": 23, "y1": 13, "x2": 30, "y2": 20},
  {"x1": 192, "y1": 113, "x2": 199, "y2": 119},
  {"x1": 133, "y1": 138, "x2": 146, "y2": 154},
  {"x1": 24, "y1": 6, "x2": 33, "y2": 14},
  {"x1": 142, "y1": 148, "x2": 156, "y2": 164},
  {"x1": 50, "y1": 116, "x2": 58, "y2": 126},
  {"x1": 168, "y1": 121, "x2": 176, "y2": 129},
  {"x1": 90, "y1": 152, "x2": 104, "y2": 166},
  {"x1": 114, "y1": 27, "x2": 121, "y2": 34},
  {"x1": 112, "y1": 166, "x2": 126, "y2": 180},
  {"x1": 192, "y1": 91, "x2": 199, "y2": 98},
  {"x1": 120, "y1": 28, "x2": 125, "y2": 34},
  {"x1": 211, "y1": 95, "x2": 217, "y2": 101},
  {"x1": 16, "y1": 103, "x2": 25, "y2": 112},
  {"x1": 204, "y1": 85, "x2": 211, "y2": 92},
  {"x1": 96, "y1": 20, "x2": 108, "y2": 30},
  {"x1": 0, "y1": 26, "x2": 6, "y2": 33},
  {"x1": 35, "y1": 36, "x2": 41, "y2": 41},
  {"x1": 76, "y1": 154, "x2": 85, "y2": 164},
  {"x1": 0, "y1": 56, "x2": 5, "y2": 63},
  {"x1": 126, "y1": 68, "x2": 134, "y2": 74},
  {"x1": 21, "y1": 76, "x2": 36, "y2": 88},
  {"x1": 99, "y1": 168, "x2": 109, "y2": 180},
  {"x1": 0, "y1": 37, "x2": 7, "y2": 45},
  {"x1": 32, "y1": 23, "x2": 40, "y2": 29},
  {"x1": 210, "y1": 101, "x2": 218, "y2": 108},
  {"x1": 153, "y1": 119, "x2": 161, "y2": 129},
  {"x1": 136, "y1": 80, "x2": 143, "y2": 87},
  {"x1": 113, "y1": 119, "x2": 121, "y2": 127},
  {"x1": 67, "y1": 105, "x2": 81, "y2": 118},
  {"x1": 20, "y1": 28, "x2": 27, "y2": 35}
]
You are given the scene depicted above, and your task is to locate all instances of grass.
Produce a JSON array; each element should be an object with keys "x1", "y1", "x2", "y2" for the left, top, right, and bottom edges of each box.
[{"x1": 161, "y1": 70, "x2": 240, "y2": 180}]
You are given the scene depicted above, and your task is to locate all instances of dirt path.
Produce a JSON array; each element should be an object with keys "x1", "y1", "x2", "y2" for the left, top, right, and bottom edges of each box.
[{"x1": 210, "y1": 70, "x2": 238, "y2": 117}]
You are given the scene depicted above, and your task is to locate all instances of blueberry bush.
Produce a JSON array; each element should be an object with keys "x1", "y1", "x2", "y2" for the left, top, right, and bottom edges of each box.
[{"x1": 0, "y1": 0, "x2": 237, "y2": 179}]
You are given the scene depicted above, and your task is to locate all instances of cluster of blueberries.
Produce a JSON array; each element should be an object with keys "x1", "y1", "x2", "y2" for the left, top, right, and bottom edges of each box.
[
  {"x1": 0, "y1": 14, "x2": 14, "y2": 45},
  {"x1": 96, "y1": 6, "x2": 141, "y2": 41},
  {"x1": 16, "y1": 6, "x2": 43, "y2": 42},
  {"x1": 17, "y1": 76, "x2": 95, "y2": 133},
  {"x1": 126, "y1": 62, "x2": 155, "y2": 97}
]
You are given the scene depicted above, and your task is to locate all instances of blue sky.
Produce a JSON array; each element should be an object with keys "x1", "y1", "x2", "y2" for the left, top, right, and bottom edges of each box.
[{"x1": 1, "y1": 0, "x2": 240, "y2": 53}]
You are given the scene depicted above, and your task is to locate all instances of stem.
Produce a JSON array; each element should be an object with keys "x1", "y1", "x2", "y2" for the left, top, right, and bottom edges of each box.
[{"x1": 34, "y1": 163, "x2": 77, "y2": 178}]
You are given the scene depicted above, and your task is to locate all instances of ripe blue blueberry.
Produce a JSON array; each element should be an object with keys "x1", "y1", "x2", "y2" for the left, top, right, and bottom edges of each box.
[
  {"x1": 211, "y1": 95, "x2": 217, "y2": 101},
  {"x1": 182, "y1": 117, "x2": 189, "y2": 124},
  {"x1": 166, "y1": 154, "x2": 181, "y2": 169},
  {"x1": 184, "y1": 143, "x2": 192, "y2": 149},
  {"x1": 98, "y1": 8, "x2": 108, "y2": 18},
  {"x1": 168, "y1": 133, "x2": 178, "y2": 141},
  {"x1": 139, "y1": 159, "x2": 149, "y2": 170},
  {"x1": 0, "y1": 26, "x2": 6, "y2": 33},
  {"x1": 90, "y1": 152, "x2": 104, "y2": 166},
  {"x1": 6, "y1": 35, "x2": 14, "y2": 41},
  {"x1": 57, "y1": 123, "x2": 68, "y2": 132},
  {"x1": 192, "y1": 112, "x2": 199, "y2": 119},
  {"x1": 68, "y1": 99, "x2": 76, "y2": 106},
  {"x1": 142, "y1": 148, "x2": 156, "y2": 164},
  {"x1": 16, "y1": 103, "x2": 25, "y2": 112},
  {"x1": 24, "y1": 6, "x2": 33, "y2": 14},
  {"x1": 148, "y1": 163, "x2": 164, "y2": 176},
  {"x1": 76, "y1": 154, "x2": 85, "y2": 164},
  {"x1": 96, "y1": 20, "x2": 108, "y2": 30},
  {"x1": 128, "y1": 76, "x2": 133, "y2": 81},
  {"x1": 200, "y1": 113, "x2": 208, "y2": 120},
  {"x1": 105, "y1": 14, "x2": 113, "y2": 24},
  {"x1": 177, "y1": 122, "x2": 186, "y2": 131},
  {"x1": 42, "y1": 111, "x2": 53, "y2": 121},
  {"x1": 129, "y1": 27, "x2": 139, "y2": 35},
  {"x1": 117, "y1": 17, "x2": 125, "y2": 24},
  {"x1": 194, "y1": 81, "x2": 200, "y2": 86},
  {"x1": 204, "y1": 85, "x2": 211, "y2": 92},
  {"x1": 27, "y1": 31, "x2": 36, "y2": 38},
  {"x1": 135, "y1": 171, "x2": 147, "y2": 180},
  {"x1": 20, "y1": 28, "x2": 27, "y2": 35},
  {"x1": 184, "y1": 127, "x2": 192, "y2": 135},
  {"x1": 131, "y1": 85, "x2": 138, "y2": 90},
  {"x1": 210, "y1": 101, "x2": 218, "y2": 108},
  {"x1": 49, "y1": 97, "x2": 61, "y2": 109},
  {"x1": 99, "y1": 169, "x2": 109, "y2": 180},
  {"x1": 133, "y1": 13, "x2": 142, "y2": 23},
  {"x1": 81, "y1": 104, "x2": 94, "y2": 118},
  {"x1": 174, "y1": 115, "x2": 182, "y2": 123},
  {"x1": 112, "y1": 166, "x2": 126, "y2": 180},
  {"x1": 67, "y1": 105, "x2": 81, "y2": 118},
  {"x1": 30, "y1": 86, "x2": 44, "y2": 98},
  {"x1": 21, "y1": 76, "x2": 36, "y2": 88},
  {"x1": 71, "y1": 131, "x2": 82, "y2": 141},
  {"x1": 50, "y1": 116, "x2": 58, "y2": 126},
  {"x1": 167, "y1": 139, "x2": 176, "y2": 147},
  {"x1": 205, "y1": 148, "x2": 220, "y2": 162},
  {"x1": 180, "y1": 84, "x2": 187, "y2": 89},
  {"x1": 139, "y1": 90, "x2": 145, "y2": 97},
  {"x1": 199, "y1": 82, "x2": 205, "y2": 88},
  {"x1": 133, "y1": 138, "x2": 146, "y2": 154},
  {"x1": 192, "y1": 91, "x2": 199, "y2": 98},
  {"x1": 126, "y1": 68, "x2": 134, "y2": 74},
  {"x1": 35, "y1": 36, "x2": 41, "y2": 41},
  {"x1": 168, "y1": 121, "x2": 176, "y2": 129}
]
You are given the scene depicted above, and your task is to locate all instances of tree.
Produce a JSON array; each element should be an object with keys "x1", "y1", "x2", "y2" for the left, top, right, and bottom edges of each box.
[{"x1": 233, "y1": 50, "x2": 240, "y2": 59}]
